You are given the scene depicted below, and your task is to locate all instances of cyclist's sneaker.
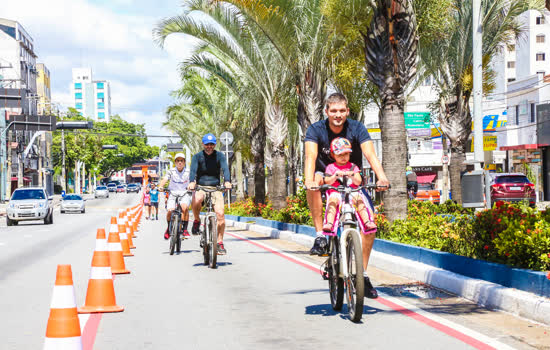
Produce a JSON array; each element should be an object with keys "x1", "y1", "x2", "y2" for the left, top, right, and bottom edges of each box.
[
  {"x1": 163, "y1": 228, "x2": 170, "y2": 240},
  {"x1": 183, "y1": 230, "x2": 191, "y2": 238},
  {"x1": 217, "y1": 242, "x2": 227, "y2": 255},
  {"x1": 200, "y1": 236, "x2": 205, "y2": 248},
  {"x1": 192, "y1": 220, "x2": 201, "y2": 235},
  {"x1": 364, "y1": 276, "x2": 378, "y2": 299},
  {"x1": 309, "y1": 237, "x2": 328, "y2": 256}
]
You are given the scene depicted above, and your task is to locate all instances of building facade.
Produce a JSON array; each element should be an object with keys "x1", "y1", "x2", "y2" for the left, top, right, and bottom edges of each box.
[
  {"x1": 71, "y1": 68, "x2": 111, "y2": 121},
  {"x1": 36, "y1": 63, "x2": 51, "y2": 115}
]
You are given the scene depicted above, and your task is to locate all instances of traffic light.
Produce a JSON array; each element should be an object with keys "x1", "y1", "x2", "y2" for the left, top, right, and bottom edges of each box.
[
  {"x1": 56, "y1": 121, "x2": 94, "y2": 130},
  {"x1": 102, "y1": 145, "x2": 118, "y2": 150}
]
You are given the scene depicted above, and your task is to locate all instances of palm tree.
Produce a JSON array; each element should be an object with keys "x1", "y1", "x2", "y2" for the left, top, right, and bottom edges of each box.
[{"x1": 419, "y1": 0, "x2": 545, "y2": 203}]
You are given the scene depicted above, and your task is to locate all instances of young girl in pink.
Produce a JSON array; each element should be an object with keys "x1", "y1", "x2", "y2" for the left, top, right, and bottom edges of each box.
[
  {"x1": 322, "y1": 137, "x2": 377, "y2": 235},
  {"x1": 143, "y1": 187, "x2": 151, "y2": 219}
]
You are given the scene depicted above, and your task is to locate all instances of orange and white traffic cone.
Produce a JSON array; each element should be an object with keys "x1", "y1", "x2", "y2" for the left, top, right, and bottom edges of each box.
[
  {"x1": 126, "y1": 221, "x2": 136, "y2": 249},
  {"x1": 78, "y1": 231, "x2": 123, "y2": 313},
  {"x1": 118, "y1": 224, "x2": 134, "y2": 257},
  {"x1": 108, "y1": 218, "x2": 130, "y2": 274},
  {"x1": 43, "y1": 264, "x2": 82, "y2": 350}
]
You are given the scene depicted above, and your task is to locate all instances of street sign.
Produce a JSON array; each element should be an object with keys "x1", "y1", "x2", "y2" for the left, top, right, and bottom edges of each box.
[
  {"x1": 404, "y1": 112, "x2": 430, "y2": 129},
  {"x1": 166, "y1": 143, "x2": 183, "y2": 152},
  {"x1": 442, "y1": 155, "x2": 449, "y2": 164},
  {"x1": 220, "y1": 131, "x2": 234, "y2": 145},
  {"x1": 10, "y1": 115, "x2": 57, "y2": 131},
  {"x1": 221, "y1": 144, "x2": 234, "y2": 159}
]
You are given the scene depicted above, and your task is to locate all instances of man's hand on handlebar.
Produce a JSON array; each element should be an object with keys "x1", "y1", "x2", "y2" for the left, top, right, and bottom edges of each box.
[
  {"x1": 188, "y1": 182, "x2": 196, "y2": 191},
  {"x1": 224, "y1": 181, "x2": 232, "y2": 190},
  {"x1": 376, "y1": 178, "x2": 390, "y2": 192}
]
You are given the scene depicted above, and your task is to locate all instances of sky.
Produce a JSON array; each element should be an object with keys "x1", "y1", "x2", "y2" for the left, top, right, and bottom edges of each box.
[{"x1": 2, "y1": 0, "x2": 198, "y2": 147}]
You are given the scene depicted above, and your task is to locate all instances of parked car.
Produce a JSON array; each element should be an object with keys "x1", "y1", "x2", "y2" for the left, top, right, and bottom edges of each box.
[
  {"x1": 94, "y1": 186, "x2": 109, "y2": 198},
  {"x1": 6, "y1": 187, "x2": 54, "y2": 226},
  {"x1": 414, "y1": 183, "x2": 441, "y2": 204},
  {"x1": 107, "y1": 183, "x2": 117, "y2": 192},
  {"x1": 490, "y1": 173, "x2": 535, "y2": 207},
  {"x1": 126, "y1": 183, "x2": 140, "y2": 193},
  {"x1": 60, "y1": 194, "x2": 86, "y2": 214},
  {"x1": 116, "y1": 185, "x2": 126, "y2": 193}
]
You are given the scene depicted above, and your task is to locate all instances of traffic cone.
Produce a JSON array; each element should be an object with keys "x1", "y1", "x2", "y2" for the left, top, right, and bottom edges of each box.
[
  {"x1": 78, "y1": 232, "x2": 123, "y2": 314},
  {"x1": 108, "y1": 218, "x2": 130, "y2": 274},
  {"x1": 126, "y1": 221, "x2": 136, "y2": 249},
  {"x1": 96, "y1": 228, "x2": 107, "y2": 244},
  {"x1": 118, "y1": 224, "x2": 134, "y2": 257},
  {"x1": 43, "y1": 264, "x2": 83, "y2": 350}
]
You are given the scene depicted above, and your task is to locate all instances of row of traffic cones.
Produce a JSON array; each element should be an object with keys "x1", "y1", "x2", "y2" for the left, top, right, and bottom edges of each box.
[{"x1": 43, "y1": 204, "x2": 144, "y2": 349}]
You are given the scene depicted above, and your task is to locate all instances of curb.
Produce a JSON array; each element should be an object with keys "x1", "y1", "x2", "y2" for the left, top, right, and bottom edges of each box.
[{"x1": 226, "y1": 219, "x2": 550, "y2": 326}]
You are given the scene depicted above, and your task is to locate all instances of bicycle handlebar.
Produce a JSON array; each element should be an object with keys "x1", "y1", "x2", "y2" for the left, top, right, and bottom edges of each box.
[
  {"x1": 308, "y1": 183, "x2": 390, "y2": 192},
  {"x1": 194, "y1": 185, "x2": 230, "y2": 192}
]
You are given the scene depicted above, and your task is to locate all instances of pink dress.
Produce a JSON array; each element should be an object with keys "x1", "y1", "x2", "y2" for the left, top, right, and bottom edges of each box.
[{"x1": 323, "y1": 162, "x2": 376, "y2": 235}]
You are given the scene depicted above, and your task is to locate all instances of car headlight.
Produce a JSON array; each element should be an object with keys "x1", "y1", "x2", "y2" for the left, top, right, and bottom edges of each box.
[
  {"x1": 9, "y1": 203, "x2": 16, "y2": 208},
  {"x1": 38, "y1": 202, "x2": 46, "y2": 208}
]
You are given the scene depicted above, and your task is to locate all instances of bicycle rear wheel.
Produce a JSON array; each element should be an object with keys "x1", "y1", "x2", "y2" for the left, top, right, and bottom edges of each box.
[
  {"x1": 202, "y1": 218, "x2": 209, "y2": 265},
  {"x1": 328, "y1": 237, "x2": 344, "y2": 311},
  {"x1": 169, "y1": 213, "x2": 180, "y2": 256},
  {"x1": 345, "y1": 230, "x2": 364, "y2": 322},
  {"x1": 207, "y1": 215, "x2": 218, "y2": 269}
]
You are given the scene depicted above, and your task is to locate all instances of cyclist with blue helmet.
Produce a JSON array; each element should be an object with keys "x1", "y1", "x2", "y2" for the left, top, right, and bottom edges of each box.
[{"x1": 188, "y1": 133, "x2": 232, "y2": 255}]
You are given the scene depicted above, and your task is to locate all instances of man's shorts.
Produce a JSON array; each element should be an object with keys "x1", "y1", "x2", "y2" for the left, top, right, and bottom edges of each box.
[
  {"x1": 150, "y1": 201, "x2": 159, "y2": 208},
  {"x1": 195, "y1": 186, "x2": 224, "y2": 207},
  {"x1": 167, "y1": 191, "x2": 192, "y2": 211}
]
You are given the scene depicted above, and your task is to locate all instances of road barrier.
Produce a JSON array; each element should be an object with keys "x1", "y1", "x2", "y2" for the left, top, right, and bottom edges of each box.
[
  {"x1": 118, "y1": 223, "x2": 134, "y2": 257},
  {"x1": 108, "y1": 217, "x2": 130, "y2": 274}
]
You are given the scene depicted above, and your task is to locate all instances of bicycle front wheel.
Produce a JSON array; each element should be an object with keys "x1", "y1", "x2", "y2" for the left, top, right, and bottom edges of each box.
[
  {"x1": 169, "y1": 213, "x2": 180, "y2": 256},
  {"x1": 202, "y1": 219, "x2": 209, "y2": 265},
  {"x1": 328, "y1": 237, "x2": 344, "y2": 311},
  {"x1": 207, "y1": 215, "x2": 218, "y2": 269},
  {"x1": 345, "y1": 230, "x2": 364, "y2": 322}
]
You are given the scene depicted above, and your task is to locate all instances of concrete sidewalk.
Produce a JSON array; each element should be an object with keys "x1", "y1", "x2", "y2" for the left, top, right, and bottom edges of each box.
[{"x1": 226, "y1": 219, "x2": 550, "y2": 326}]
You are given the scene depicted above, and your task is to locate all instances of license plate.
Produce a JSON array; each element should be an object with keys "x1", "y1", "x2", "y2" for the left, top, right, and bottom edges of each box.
[{"x1": 510, "y1": 186, "x2": 522, "y2": 191}]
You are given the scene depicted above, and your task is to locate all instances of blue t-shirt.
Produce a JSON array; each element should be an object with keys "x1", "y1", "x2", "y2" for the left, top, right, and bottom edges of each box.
[
  {"x1": 150, "y1": 189, "x2": 159, "y2": 203},
  {"x1": 304, "y1": 119, "x2": 371, "y2": 172}
]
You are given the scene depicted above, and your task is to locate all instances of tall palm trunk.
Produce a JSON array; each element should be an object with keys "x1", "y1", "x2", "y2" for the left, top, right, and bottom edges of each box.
[
  {"x1": 251, "y1": 113, "x2": 266, "y2": 205},
  {"x1": 365, "y1": 0, "x2": 418, "y2": 222},
  {"x1": 439, "y1": 93, "x2": 472, "y2": 204},
  {"x1": 235, "y1": 151, "x2": 245, "y2": 201},
  {"x1": 296, "y1": 69, "x2": 326, "y2": 137},
  {"x1": 266, "y1": 102, "x2": 288, "y2": 209},
  {"x1": 245, "y1": 161, "x2": 255, "y2": 197}
]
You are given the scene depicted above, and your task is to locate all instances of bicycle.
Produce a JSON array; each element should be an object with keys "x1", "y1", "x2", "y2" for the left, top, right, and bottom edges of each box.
[
  {"x1": 167, "y1": 193, "x2": 187, "y2": 256},
  {"x1": 195, "y1": 185, "x2": 228, "y2": 269},
  {"x1": 313, "y1": 181, "x2": 384, "y2": 323}
]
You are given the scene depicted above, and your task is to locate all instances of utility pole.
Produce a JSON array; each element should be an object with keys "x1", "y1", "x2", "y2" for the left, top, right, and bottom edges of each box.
[
  {"x1": 472, "y1": 0, "x2": 484, "y2": 170},
  {"x1": 61, "y1": 113, "x2": 66, "y2": 193}
]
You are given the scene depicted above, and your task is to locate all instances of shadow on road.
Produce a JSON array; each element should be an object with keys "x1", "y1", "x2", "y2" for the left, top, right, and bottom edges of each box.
[{"x1": 161, "y1": 249, "x2": 200, "y2": 255}]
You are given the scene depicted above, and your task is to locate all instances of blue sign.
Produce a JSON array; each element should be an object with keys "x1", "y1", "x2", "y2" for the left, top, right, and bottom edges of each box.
[{"x1": 61, "y1": 190, "x2": 66, "y2": 197}]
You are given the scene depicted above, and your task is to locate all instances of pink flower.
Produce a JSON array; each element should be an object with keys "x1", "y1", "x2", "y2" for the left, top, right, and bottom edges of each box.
[{"x1": 484, "y1": 245, "x2": 489, "y2": 250}]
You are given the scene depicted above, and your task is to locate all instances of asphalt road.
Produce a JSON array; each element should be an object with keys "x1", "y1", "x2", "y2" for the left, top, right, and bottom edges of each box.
[{"x1": 1, "y1": 193, "x2": 549, "y2": 349}]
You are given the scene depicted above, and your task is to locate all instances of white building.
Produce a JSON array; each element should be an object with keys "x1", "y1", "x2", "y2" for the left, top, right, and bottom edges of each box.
[{"x1": 70, "y1": 68, "x2": 112, "y2": 121}]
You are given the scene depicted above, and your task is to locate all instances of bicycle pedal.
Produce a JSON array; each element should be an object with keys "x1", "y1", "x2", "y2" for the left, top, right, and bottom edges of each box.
[{"x1": 322, "y1": 272, "x2": 329, "y2": 280}]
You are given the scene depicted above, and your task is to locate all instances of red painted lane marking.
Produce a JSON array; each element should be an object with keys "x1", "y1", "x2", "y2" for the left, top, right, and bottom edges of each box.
[
  {"x1": 228, "y1": 231, "x2": 498, "y2": 350},
  {"x1": 82, "y1": 313, "x2": 102, "y2": 350}
]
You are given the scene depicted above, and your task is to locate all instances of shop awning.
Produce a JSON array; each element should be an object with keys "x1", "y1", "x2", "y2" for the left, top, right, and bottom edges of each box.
[
  {"x1": 11, "y1": 176, "x2": 31, "y2": 182},
  {"x1": 417, "y1": 173, "x2": 437, "y2": 184},
  {"x1": 499, "y1": 144, "x2": 548, "y2": 151}
]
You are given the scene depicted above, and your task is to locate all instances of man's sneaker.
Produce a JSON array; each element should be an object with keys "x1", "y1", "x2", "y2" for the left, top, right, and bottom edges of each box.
[
  {"x1": 200, "y1": 237, "x2": 205, "y2": 248},
  {"x1": 192, "y1": 220, "x2": 201, "y2": 235},
  {"x1": 183, "y1": 230, "x2": 191, "y2": 238},
  {"x1": 309, "y1": 237, "x2": 328, "y2": 256},
  {"x1": 364, "y1": 276, "x2": 378, "y2": 299},
  {"x1": 163, "y1": 228, "x2": 170, "y2": 240},
  {"x1": 217, "y1": 242, "x2": 227, "y2": 255}
]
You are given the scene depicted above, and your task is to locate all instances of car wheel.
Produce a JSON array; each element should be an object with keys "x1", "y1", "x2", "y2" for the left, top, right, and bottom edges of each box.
[
  {"x1": 81, "y1": 208, "x2": 86, "y2": 214},
  {"x1": 60, "y1": 210, "x2": 65, "y2": 214},
  {"x1": 7, "y1": 217, "x2": 13, "y2": 226}
]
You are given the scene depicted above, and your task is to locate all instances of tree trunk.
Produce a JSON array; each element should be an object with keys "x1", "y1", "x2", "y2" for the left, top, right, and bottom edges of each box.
[
  {"x1": 380, "y1": 103, "x2": 408, "y2": 221},
  {"x1": 271, "y1": 147, "x2": 286, "y2": 209},
  {"x1": 296, "y1": 68, "x2": 326, "y2": 138},
  {"x1": 245, "y1": 161, "x2": 255, "y2": 198},
  {"x1": 449, "y1": 146, "x2": 466, "y2": 204},
  {"x1": 251, "y1": 114, "x2": 265, "y2": 205},
  {"x1": 265, "y1": 102, "x2": 288, "y2": 209},
  {"x1": 235, "y1": 151, "x2": 245, "y2": 201}
]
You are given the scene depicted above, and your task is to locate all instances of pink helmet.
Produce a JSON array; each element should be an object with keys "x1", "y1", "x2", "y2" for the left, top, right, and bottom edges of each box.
[{"x1": 330, "y1": 137, "x2": 352, "y2": 155}]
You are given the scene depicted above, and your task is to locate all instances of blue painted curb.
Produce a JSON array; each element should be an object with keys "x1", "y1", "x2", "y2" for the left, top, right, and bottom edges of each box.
[{"x1": 225, "y1": 214, "x2": 550, "y2": 298}]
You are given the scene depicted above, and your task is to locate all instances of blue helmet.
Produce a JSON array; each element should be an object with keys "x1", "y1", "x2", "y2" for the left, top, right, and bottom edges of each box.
[{"x1": 202, "y1": 133, "x2": 217, "y2": 145}]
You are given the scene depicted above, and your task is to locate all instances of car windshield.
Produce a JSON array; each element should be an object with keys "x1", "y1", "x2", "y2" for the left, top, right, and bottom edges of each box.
[
  {"x1": 12, "y1": 189, "x2": 46, "y2": 200},
  {"x1": 128, "y1": 184, "x2": 137, "y2": 187},
  {"x1": 418, "y1": 183, "x2": 433, "y2": 190},
  {"x1": 117, "y1": 185, "x2": 124, "y2": 188},
  {"x1": 495, "y1": 176, "x2": 529, "y2": 184},
  {"x1": 96, "y1": 186, "x2": 107, "y2": 190},
  {"x1": 108, "y1": 183, "x2": 116, "y2": 187},
  {"x1": 64, "y1": 195, "x2": 82, "y2": 201}
]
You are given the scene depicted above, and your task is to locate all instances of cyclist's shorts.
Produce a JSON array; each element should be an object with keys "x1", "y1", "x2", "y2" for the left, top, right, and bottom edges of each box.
[
  {"x1": 195, "y1": 187, "x2": 224, "y2": 207},
  {"x1": 167, "y1": 191, "x2": 192, "y2": 211}
]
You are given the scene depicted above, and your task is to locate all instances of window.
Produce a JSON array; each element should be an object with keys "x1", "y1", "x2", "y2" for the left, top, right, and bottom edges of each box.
[
  {"x1": 74, "y1": 83, "x2": 82, "y2": 90},
  {"x1": 515, "y1": 105, "x2": 519, "y2": 125},
  {"x1": 97, "y1": 102, "x2": 105, "y2": 109},
  {"x1": 531, "y1": 103, "x2": 536, "y2": 123},
  {"x1": 537, "y1": 34, "x2": 546, "y2": 43},
  {"x1": 96, "y1": 82, "x2": 104, "y2": 89},
  {"x1": 75, "y1": 92, "x2": 82, "y2": 99},
  {"x1": 536, "y1": 16, "x2": 545, "y2": 25},
  {"x1": 507, "y1": 78, "x2": 516, "y2": 82},
  {"x1": 507, "y1": 61, "x2": 516, "y2": 68},
  {"x1": 98, "y1": 112, "x2": 105, "y2": 119},
  {"x1": 97, "y1": 92, "x2": 104, "y2": 99},
  {"x1": 76, "y1": 102, "x2": 82, "y2": 109},
  {"x1": 536, "y1": 53, "x2": 546, "y2": 61}
]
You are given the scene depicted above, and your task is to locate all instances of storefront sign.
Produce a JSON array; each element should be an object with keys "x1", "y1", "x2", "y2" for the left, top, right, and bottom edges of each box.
[
  {"x1": 405, "y1": 112, "x2": 430, "y2": 129},
  {"x1": 471, "y1": 135, "x2": 497, "y2": 151}
]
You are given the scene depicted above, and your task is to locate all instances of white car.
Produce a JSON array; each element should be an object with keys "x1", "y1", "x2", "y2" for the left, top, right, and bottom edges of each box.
[
  {"x1": 95, "y1": 186, "x2": 109, "y2": 198},
  {"x1": 60, "y1": 194, "x2": 86, "y2": 214},
  {"x1": 6, "y1": 187, "x2": 54, "y2": 226}
]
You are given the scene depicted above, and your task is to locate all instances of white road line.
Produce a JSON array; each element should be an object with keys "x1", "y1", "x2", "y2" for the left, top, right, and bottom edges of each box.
[{"x1": 229, "y1": 231, "x2": 516, "y2": 350}]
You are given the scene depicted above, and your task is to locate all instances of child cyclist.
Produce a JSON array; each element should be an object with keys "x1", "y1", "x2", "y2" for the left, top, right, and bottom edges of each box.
[{"x1": 322, "y1": 137, "x2": 377, "y2": 235}]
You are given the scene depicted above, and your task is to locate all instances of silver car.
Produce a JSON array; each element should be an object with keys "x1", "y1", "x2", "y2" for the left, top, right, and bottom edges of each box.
[
  {"x1": 95, "y1": 186, "x2": 109, "y2": 198},
  {"x1": 6, "y1": 187, "x2": 54, "y2": 226},
  {"x1": 60, "y1": 194, "x2": 86, "y2": 214}
]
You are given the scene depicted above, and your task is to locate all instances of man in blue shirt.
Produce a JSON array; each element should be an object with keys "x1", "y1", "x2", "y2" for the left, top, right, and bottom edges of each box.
[
  {"x1": 188, "y1": 134, "x2": 232, "y2": 255},
  {"x1": 150, "y1": 183, "x2": 160, "y2": 220},
  {"x1": 304, "y1": 92, "x2": 390, "y2": 299}
]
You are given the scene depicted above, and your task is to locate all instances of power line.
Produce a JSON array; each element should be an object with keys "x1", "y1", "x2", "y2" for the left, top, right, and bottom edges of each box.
[{"x1": 67, "y1": 130, "x2": 180, "y2": 139}]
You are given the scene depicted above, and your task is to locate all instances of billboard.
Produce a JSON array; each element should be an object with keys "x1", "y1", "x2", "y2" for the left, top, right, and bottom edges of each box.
[{"x1": 537, "y1": 103, "x2": 550, "y2": 145}]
